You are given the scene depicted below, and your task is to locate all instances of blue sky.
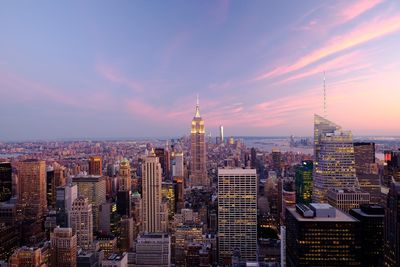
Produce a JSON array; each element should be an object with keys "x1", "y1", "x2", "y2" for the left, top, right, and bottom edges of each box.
[{"x1": 1, "y1": 0, "x2": 400, "y2": 140}]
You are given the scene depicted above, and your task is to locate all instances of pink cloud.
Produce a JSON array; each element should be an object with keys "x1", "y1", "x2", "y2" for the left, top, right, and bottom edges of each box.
[
  {"x1": 96, "y1": 63, "x2": 144, "y2": 92},
  {"x1": 254, "y1": 12, "x2": 400, "y2": 81},
  {"x1": 340, "y1": 0, "x2": 383, "y2": 22},
  {"x1": 273, "y1": 50, "x2": 371, "y2": 85}
]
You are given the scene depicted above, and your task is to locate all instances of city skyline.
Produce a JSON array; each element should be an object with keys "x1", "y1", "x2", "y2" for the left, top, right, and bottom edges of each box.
[{"x1": 1, "y1": 1, "x2": 400, "y2": 140}]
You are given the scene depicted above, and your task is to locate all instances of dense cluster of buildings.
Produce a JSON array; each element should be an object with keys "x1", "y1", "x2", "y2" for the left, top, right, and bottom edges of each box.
[{"x1": 0, "y1": 101, "x2": 399, "y2": 267}]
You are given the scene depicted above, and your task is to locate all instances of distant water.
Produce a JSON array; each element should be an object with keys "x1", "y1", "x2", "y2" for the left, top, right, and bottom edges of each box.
[{"x1": 0, "y1": 153, "x2": 24, "y2": 158}]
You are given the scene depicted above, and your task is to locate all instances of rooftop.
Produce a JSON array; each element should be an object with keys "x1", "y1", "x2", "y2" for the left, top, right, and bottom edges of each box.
[{"x1": 288, "y1": 205, "x2": 357, "y2": 222}]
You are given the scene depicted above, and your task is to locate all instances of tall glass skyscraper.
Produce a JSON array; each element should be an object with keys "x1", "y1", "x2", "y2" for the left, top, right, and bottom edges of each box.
[
  {"x1": 313, "y1": 115, "x2": 358, "y2": 202},
  {"x1": 295, "y1": 160, "x2": 313, "y2": 204}
]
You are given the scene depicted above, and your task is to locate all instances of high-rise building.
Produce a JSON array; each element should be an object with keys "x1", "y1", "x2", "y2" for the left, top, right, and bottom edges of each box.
[
  {"x1": 135, "y1": 233, "x2": 171, "y2": 267},
  {"x1": 286, "y1": 203, "x2": 361, "y2": 266},
  {"x1": 384, "y1": 182, "x2": 400, "y2": 266},
  {"x1": 295, "y1": 160, "x2": 313, "y2": 204},
  {"x1": 349, "y1": 204, "x2": 384, "y2": 267},
  {"x1": 70, "y1": 197, "x2": 93, "y2": 250},
  {"x1": 17, "y1": 159, "x2": 47, "y2": 220},
  {"x1": 56, "y1": 183, "x2": 78, "y2": 227},
  {"x1": 117, "y1": 159, "x2": 131, "y2": 217},
  {"x1": 327, "y1": 188, "x2": 370, "y2": 212},
  {"x1": 189, "y1": 97, "x2": 208, "y2": 187},
  {"x1": 0, "y1": 162, "x2": 12, "y2": 202},
  {"x1": 119, "y1": 216, "x2": 134, "y2": 252},
  {"x1": 0, "y1": 223, "x2": 19, "y2": 261},
  {"x1": 313, "y1": 115, "x2": 358, "y2": 202},
  {"x1": 142, "y1": 151, "x2": 163, "y2": 233},
  {"x1": 9, "y1": 246, "x2": 45, "y2": 266},
  {"x1": 384, "y1": 150, "x2": 400, "y2": 185},
  {"x1": 218, "y1": 168, "x2": 257, "y2": 264},
  {"x1": 354, "y1": 142, "x2": 375, "y2": 174},
  {"x1": 219, "y1": 125, "x2": 224, "y2": 144},
  {"x1": 72, "y1": 175, "x2": 106, "y2": 231},
  {"x1": 271, "y1": 149, "x2": 282, "y2": 175},
  {"x1": 88, "y1": 156, "x2": 102, "y2": 176},
  {"x1": 171, "y1": 151, "x2": 184, "y2": 178},
  {"x1": 50, "y1": 227, "x2": 77, "y2": 267}
]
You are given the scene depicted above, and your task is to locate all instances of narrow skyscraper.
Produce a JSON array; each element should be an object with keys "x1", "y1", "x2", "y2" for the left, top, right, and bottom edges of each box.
[
  {"x1": 313, "y1": 115, "x2": 358, "y2": 202},
  {"x1": 142, "y1": 150, "x2": 164, "y2": 232},
  {"x1": 219, "y1": 125, "x2": 224, "y2": 144},
  {"x1": 189, "y1": 97, "x2": 209, "y2": 187}
]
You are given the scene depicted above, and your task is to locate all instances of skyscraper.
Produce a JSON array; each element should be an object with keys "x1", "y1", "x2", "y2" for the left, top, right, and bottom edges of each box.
[
  {"x1": 295, "y1": 160, "x2": 313, "y2": 204},
  {"x1": 218, "y1": 168, "x2": 257, "y2": 264},
  {"x1": 219, "y1": 125, "x2": 224, "y2": 144},
  {"x1": 384, "y1": 150, "x2": 400, "y2": 185},
  {"x1": 313, "y1": 115, "x2": 358, "y2": 202},
  {"x1": 88, "y1": 156, "x2": 102, "y2": 176},
  {"x1": 17, "y1": 159, "x2": 47, "y2": 220},
  {"x1": 50, "y1": 227, "x2": 77, "y2": 267},
  {"x1": 72, "y1": 175, "x2": 106, "y2": 231},
  {"x1": 384, "y1": 182, "x2": 400, "y2": 266},
  {"x1": 56, "y1": 183, "x2": 78, "y2": 227},
  {"x1": 349, "y1": 204, "x2": 384, "y2": 267},
  {"x1": 70, "y1": 197, "x2": 93, "y2": 250},
  {"x1": 117, "y1": 159, "x2": 131, "y2": 217},
  {"x1": 353, "y1": 142, "x2": 375, "y2": 174},
  {"x1": 142, "y1": 150, "x2": 163, "y2": 233},
  {"x1": 0, "y1": 162, "x2": 12, "y2": 202},
  {"x1": 286, "y1": 203, "x2": 361, "y2": 266},
  {"x1": 189, "y1": 97, "x2": 208, "y2": 187}
]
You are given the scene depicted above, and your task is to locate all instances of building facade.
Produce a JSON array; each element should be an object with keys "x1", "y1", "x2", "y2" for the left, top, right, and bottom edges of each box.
[
  {"x1": 384, "y1": 182, "x2": 400, "y2": 266},
  {"x1": 313, "y1": 115, "x2": 359, "y2": 202},
  {"x1": 218, "y1": 168, "x2": 257, "y2": 264},
  {"x1": 349, "y1": 204, "x2": 384, "y2": 267},
  {"x1": 17, "y1": 159, "x2": 47, "y2": 220},
  {"x1": 189, "y1": 98, "x2": 208, "y2": 187},
  {"x1": 286, "y1": 203, "x2": 361, "y2": 266},
  {"x1": 295, "y1": 160, "x2": 313, "y2": 204},
  {"x1": 50, "y1": 227, "x2": 77, "y2": 267},
  {"x1": 70, "y1": 197, "x2": 93, "y2": 250},
  {"x1": 142, "y1": 151, "x2": 163, "y2": 233}
]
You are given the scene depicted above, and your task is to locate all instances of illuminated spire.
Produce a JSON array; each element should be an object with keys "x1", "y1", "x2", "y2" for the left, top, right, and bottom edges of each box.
[{"x1": 195, "y1": 94, "x2": 201, "y2": 118}]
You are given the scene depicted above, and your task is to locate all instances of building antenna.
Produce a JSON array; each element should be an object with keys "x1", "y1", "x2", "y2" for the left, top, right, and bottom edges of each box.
[
  {"x1": 323, "y1": 71, "x2": 327, "y2": 118},
  {"x1": 196, "y1": 93, "x2": 199, "y2": 107}
]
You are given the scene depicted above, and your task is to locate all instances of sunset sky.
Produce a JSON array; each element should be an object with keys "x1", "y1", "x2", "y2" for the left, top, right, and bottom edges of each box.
[{"x1": 1, "y1": 0, "x2": 399, "y2": 140}]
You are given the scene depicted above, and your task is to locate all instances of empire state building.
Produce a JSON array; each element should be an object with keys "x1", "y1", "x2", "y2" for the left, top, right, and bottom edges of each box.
[{"x1": 189, "y1": 97, "x2": 209, "y2": 187}]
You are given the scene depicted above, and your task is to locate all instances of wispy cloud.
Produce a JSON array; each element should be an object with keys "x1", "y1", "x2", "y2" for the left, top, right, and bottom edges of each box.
[
  {"x1": 96, "y1": 62, "x2": 144, "y2": 93},
  {"x1": 254, "y1": 12, "x2": 400, "y2": 81}
]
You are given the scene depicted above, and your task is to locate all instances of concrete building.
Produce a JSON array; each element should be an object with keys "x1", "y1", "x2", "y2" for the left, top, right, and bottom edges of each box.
[
  {"x1": 135, "y1": 233, "x2": 171, "y2": 267},
  {"x1": 70, "y1": 197, "x2": 93, "y2": 250},
  {"x1": 102, "y1": 253, "x2": 128, "y2": 267},
  {"x1": 142, "y1": 151, "x2": 164, "y2": 233},
  {"x1": 72, "y1": 175, "x2": 106, "y2": 231},
  {"x1": 50, "y1": 227, "x2": 77, "y2": 267},
  {"x1": 17, "y1": 159, "x2": 47, "y2": 220},
  {"x1": 218, "y1": 168, "x2": 257, "y2": 264},
  {"x1": 88, "y1": 156, "x2": 102, "y2": 176},
  {"x1": 327, "y1": 188, "x2": 370, "y2": 212}
]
